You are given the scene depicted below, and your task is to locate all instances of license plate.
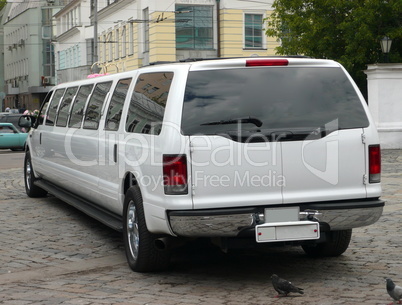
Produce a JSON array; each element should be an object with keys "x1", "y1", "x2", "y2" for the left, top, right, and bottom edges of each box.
[{"x1": 256, "y1": 221, "x2": 320, "y2": 243}]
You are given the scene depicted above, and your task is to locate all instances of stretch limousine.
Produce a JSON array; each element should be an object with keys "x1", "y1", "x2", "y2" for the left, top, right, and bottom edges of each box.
[{"x1": 20, "y1": 57, "x2": 384, "y2": 272}]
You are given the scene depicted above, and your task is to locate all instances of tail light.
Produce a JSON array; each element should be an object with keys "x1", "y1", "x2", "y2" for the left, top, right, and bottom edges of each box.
[
  {"x1": 246, "y1": 59, "x2": 289, "y2": 67},
  {"x1": 163, "y1": 155, "x2": 188, "y2": 195},
  {"x1": 369, "y1": 145, "x2": 381, "y2": 183}
]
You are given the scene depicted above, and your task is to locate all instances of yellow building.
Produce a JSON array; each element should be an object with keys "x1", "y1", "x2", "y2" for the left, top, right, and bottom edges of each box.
[
  {"x1": 53, "y1": 0, "x2": 279, "y2": 82},
  {"x1": 96, "y1": 0, "x2": 279, "y2": 74}
]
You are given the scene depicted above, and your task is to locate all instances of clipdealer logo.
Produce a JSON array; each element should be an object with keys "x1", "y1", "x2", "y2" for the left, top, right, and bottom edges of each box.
[
  {"x1": 302, "y1": 119, "x2": 339, "y2": 185},
  {"x1": 193, "y1": 170, "x2": 285, "y2": 188}
]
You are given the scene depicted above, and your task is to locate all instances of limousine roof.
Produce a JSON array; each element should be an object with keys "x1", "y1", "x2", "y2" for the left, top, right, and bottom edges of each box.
[{"x1": 53, "y1": 56, "x2": 342, "y2": 89}]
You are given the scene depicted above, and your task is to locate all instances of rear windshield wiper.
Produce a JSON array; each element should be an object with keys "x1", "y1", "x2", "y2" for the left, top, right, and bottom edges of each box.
[{"x1": 200, "y1": 116, "x2": 263, "y2": 127}]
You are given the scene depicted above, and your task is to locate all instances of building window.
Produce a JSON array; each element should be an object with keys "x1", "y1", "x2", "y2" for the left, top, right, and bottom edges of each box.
[
  {"x1": 175, "y1": 5, "x2": 213, "y2": 50},
  {"x1": 42, "y1": 25, "x2": 51, "y2": 39},
  {"x1": 122, "y1": 26, "x2": 126, "y2": 57},
  {"x1": 128, "y1": 22, "x2": 134, "y2": 55},
  {"x1": 115, "y1": 29, "x2": 120, "y2": 59},
  {"x1": 86, "y1": 38, "x2": 93, "y2": 66},
  {"x1": 108, "y1": 32, "x2": 113, "y2": 61},
  {"x1": 244, "y1": 14, "x2": 263, "y2": 49},
  {"x1": 143, "y1": 8, "x2": 149, "y2": 53},
  {"x1": 70, "y1": 11, "x2": 73, "y2": 29},
  {"x1": 72, "y1": 45, "x2": 80, "y2": 67},
  {"x1": 43, "y1": 42, "x2": 54, "y2": 76},
  {"x1": 103, "y1": 34, "x2": 107, "y2": 61},
  {"x1": 59, "y1": 51, "x2": 65, "y2": 70}
]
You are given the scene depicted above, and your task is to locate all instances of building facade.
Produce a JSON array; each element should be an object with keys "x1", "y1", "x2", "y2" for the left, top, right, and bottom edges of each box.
[
  {"x1": 3, "y1": 0, "x2": 279, "y2": 103},
  {"x1": 53, "y1": 0, "x2": 94, "y2": 84},
  {"x1": 0, "y1": 5, "x2": 8, "y2": 111},
  {"x1": 97, "y1": 0, "x2": 278, "y2": 73},
  {"x1": 54, "y1": 0, "x2": 278, "y2": 82},
  {"x1": 2, "y1": 0, "x2": 62, "y2": 112}
]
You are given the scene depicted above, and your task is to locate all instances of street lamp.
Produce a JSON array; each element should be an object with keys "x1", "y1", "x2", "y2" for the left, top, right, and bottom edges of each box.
[{"x1": 380, "y1": 36, "x2": 392, "y2": 63}]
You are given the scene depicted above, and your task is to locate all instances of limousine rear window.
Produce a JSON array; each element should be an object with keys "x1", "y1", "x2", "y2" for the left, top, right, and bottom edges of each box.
[
  {"x1": 181, "y1": 67, "x2": 369, "y2": 138},
  {"x1": 46, "y1": 89, "x2": 65, "y2": 126},
  {"x1": 69, "y1": 84, "x2": 94, "y2": 128},
  {"x1": 83, "y1": 81, "x2": 113, "y2": 130}
]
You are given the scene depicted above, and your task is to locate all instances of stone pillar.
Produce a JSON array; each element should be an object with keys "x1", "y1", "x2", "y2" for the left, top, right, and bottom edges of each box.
[{"x1": 365, "y1": 64, "x2": 402, "y2": 149}]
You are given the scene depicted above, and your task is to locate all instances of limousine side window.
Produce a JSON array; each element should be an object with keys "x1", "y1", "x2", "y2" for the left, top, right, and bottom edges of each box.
[
  {"x1": 36, "y1": 90, "x2": 54, "y2": 126},
  {"x1": 69, "y1": 84, "x2": 94, "y2": 128},
  {"x1": 46, "y1": 89, "x2": 66, "y2": 126},
  {"x1": 83, "y1": 81, "x2": 113, "y2": 130},
  {"x1": 56, "y1": 87, "x2": 78, "y2": 127},
  {"x1": 126, "y1": 72, "x2": 173, "y2": 135},
  {"x1": 105, "y1": 78, "x2": 132, "y2": 131}
]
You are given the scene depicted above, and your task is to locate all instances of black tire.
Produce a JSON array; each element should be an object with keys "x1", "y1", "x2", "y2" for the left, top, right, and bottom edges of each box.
[
  {"x1": 302, "y1": 229, "x2": 352, "y2": 257},
  {"x1": 24, "y1": 151, "x2": 48, "y2": 198},
  {"x1": 123, "y1": 186, "x2": 170, "y2": 272}
]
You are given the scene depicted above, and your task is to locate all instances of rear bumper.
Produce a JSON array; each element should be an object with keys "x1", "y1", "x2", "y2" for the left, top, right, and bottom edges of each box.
[{"x1": 168, "y1": 199, "x2": 384, "y2": 237}]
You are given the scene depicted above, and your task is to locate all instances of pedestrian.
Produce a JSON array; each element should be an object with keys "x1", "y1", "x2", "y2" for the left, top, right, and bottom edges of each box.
[{"x1": 19, "y1": 104, "x2": 26, "y2": 114}]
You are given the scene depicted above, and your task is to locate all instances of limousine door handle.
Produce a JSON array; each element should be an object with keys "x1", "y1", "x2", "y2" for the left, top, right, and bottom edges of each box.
[{"x1": 113, "y1": 144, "x2": 117, "y2": 163}]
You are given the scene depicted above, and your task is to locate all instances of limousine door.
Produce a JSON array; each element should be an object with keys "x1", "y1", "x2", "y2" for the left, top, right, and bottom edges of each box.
[
  {"x1": 63, "y1": 81, "x2": 113, "y2": 203},
  {"x1": 97, "y1": 78, "x2": 133, "y2": 215},
  {"x1": 31, "y1": 89, "x2": 65, "y2": 179},
  {"x1": 29, "y1": 91, "x2": 54, "y2": 175}
]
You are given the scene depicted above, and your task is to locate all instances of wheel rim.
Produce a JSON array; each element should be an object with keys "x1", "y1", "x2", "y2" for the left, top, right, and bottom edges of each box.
[
  {"x1": 127, "y1": 200, "x2": 139, "y2": 261},
  {"x1": 25, "y1": 159, "x2": 32, "y2": 190}
]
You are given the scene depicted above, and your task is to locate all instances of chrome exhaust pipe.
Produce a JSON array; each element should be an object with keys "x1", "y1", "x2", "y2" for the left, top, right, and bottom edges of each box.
[
  {"x1": 300, "y1": 210, "x2": 322, "y2": 221},
  {"x1": 154, "y1": 237, "x2": 187, "y2": 251}
]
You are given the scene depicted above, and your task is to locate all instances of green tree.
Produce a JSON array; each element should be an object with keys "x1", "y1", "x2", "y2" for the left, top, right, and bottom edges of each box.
[
  {"x1": 0, "y1": 0, "x2": 6, "y2": 11},
  {"x1": 266, "y1": 0, "x2": 402, "y2": 97}
]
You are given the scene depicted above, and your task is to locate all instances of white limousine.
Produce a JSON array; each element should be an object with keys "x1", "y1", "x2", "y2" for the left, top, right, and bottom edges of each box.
[{"x1": 20, "y1": 57, "x2": 384, "y2": 272}]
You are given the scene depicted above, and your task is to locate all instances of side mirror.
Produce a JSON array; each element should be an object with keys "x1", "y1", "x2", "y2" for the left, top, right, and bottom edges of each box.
[{"x1": 18, "y1": 115, "x2": 36, "y2": 128}]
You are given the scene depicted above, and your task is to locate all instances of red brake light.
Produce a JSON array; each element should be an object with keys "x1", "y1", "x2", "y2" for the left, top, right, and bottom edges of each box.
[
  {"x1": 369, "y1": 145, "x2": 381, "y2": 183},
  {"x1": 246, "y1": 59, "x2": 289, "y2": 67},
  {"x1": 163, "y1": 155, "x2": 188, "y2": 194}
]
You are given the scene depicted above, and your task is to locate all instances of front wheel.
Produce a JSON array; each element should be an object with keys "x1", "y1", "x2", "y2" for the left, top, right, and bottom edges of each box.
[
  {"x1": 123, "y1": 186, "x2": 170, "y2": 272},
  {"x1": 24, "y1": 151, "x2": 47, "y2": 198},
  {"x1": 302, "y1": 229, "x2": 352, "y2": 257}
]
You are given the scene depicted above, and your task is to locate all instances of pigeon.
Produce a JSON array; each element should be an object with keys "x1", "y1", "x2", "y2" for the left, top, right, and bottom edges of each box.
[
  {"x1": 271, "y1": 274, "x2": 304, "y2": 297},
  {"x1": 386, "y1": 278, "x2": 402, "y2": 304}
]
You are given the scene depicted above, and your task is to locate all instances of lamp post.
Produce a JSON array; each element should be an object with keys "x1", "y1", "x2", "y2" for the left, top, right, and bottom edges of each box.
[
  {"x1": 380, "y1": 36, "x2": 392, "y2": 63},
  {"x1": 92, "y1": 0, "x2": 100, "y2": 73}
]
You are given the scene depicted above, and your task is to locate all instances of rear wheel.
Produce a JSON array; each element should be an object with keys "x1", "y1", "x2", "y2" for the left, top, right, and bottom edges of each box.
[
  {"x1": 302, "y1": 229, "x2": 352, "y2": 257},
  {"x1": 24, "y1": 151, "x2": 47, "y2": 198},
  {"x1": 123, "y1": 186, "x2": 170, "y2": 272}
]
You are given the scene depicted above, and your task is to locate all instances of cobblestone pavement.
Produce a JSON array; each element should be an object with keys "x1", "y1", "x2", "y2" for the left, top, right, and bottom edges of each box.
[{"x1": 0, "y1": 150, "x2": 401, "y2": 305}]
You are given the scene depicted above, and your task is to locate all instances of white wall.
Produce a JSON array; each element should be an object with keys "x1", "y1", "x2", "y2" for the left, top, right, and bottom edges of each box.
[{"x1": 365, "y1": 63, "x2": 402, "y2": 149}]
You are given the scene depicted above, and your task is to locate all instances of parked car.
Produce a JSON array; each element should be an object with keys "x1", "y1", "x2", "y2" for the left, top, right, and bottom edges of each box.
[
  {"x1": 3, "y1": 108, "x2": 19, "y2": 114},
  {"x1": 0, "y1": 113, "x2": 25, "y2": 132},
  {"x1": 20, "y1": 57, "x2": 384, "y2": 272},
  {"x1": 0, "y1": 122, "x2": 28, "y2": 150}
]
